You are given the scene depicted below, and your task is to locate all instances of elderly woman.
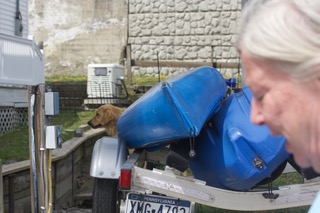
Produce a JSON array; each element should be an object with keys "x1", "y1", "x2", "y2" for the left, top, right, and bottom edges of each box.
[{"x1": 236, "y1": 0, "x2": 320, "y2": 211}]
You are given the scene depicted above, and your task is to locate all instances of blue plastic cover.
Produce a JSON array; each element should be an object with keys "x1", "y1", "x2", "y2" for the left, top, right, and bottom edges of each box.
[
  {"x1": 117, "y1": 66, "x2": 227, "y2": 148},
  {"x1": 172, "y1": 87, "x2": 289, "y2": 191}
]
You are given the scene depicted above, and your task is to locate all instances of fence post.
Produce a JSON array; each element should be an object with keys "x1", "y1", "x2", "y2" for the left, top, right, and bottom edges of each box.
[
  {"x1": 126, "y1": 44, "x2": 132, "y2": 84},
  {"x1": 8, "y1": 175, "x2": 14, "y2": 213},
  {"x1": 0, "y1": 159, "x2": 3, "y2": 213}
]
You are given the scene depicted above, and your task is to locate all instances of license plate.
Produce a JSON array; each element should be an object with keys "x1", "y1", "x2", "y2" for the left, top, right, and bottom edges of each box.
[{"x1": 125, "y1": 193, "x2": 191, "y2": 213}]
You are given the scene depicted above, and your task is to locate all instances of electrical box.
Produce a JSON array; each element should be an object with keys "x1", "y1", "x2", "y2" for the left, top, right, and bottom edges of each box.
[
  {"x1": 45, "y1": 92, "x2": 59, "y2": 115},
  {"x1": 46, "y1": 125, "x2": 62, "y2": 149}
]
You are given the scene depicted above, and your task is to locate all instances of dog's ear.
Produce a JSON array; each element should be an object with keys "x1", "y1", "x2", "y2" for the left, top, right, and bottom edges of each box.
[{"x1": 101, "y1": 108, "x2": 118, "y2": 125}]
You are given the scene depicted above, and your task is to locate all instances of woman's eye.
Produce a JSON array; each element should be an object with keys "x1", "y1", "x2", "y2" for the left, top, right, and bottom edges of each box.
[{"x1": 255, "y1": 94, "x2": 264, "y2": 103}]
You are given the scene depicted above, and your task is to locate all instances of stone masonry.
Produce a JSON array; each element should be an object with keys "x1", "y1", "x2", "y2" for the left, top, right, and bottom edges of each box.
[{"x1": 128, "y1": 0, "x2": 242, "y2": 77}]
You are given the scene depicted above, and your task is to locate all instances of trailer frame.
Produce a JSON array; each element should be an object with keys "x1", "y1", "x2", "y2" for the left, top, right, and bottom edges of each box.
[{"x1": 118, "y1": 147, "x2": 319, "y2": 212}]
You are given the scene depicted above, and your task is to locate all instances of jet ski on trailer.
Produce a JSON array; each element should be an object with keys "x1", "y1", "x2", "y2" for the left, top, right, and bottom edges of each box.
[{"x1": 117, "y1": 66, "x2": 289, "y2": 191}]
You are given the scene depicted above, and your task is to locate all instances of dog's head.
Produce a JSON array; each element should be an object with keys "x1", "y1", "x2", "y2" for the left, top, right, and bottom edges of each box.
[{"x1": 87, "y1": 104, "x2": 123, "y2": 130}]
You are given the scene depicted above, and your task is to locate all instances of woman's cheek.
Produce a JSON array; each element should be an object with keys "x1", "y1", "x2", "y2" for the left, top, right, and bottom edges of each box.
[
  {"x1": 287, "y1": 142, "x2": 312, "y2": 168},
  {"x1": 293, "y1": 154, "x2": 311, "y2": 169}
]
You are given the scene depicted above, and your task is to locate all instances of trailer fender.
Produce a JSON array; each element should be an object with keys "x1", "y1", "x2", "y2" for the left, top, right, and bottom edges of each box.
[{"x1": 90, "y1": 136, "x2": 127, "y2": 179}]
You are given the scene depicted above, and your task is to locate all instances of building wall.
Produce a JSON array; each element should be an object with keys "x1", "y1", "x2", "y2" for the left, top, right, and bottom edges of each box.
[
  {"x1": 128, "y1": 0, "x2": 242, "y2": 77},
  {"x1": 28, "y1": 0, "x2": 242, "y2": 78},
  {"x1": 28, "y1": 0, "x2": 128, "y2": 76},
  {"x1": 0, "y1": 0, "x2": 29, "y2": 37}
]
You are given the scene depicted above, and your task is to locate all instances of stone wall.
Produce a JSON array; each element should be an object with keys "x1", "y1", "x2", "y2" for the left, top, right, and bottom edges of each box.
[{"x1": 128, "y1": 0, "x2": 242, "y2": 77}]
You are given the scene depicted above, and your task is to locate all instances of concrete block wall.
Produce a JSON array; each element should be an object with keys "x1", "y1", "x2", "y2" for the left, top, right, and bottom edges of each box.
[{"x1": 128, "y1": 0, "x2": 242, "y2": 77}]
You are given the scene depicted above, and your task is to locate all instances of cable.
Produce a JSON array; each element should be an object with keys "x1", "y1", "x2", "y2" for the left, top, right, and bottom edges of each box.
[{"x1": 48, "y1": 149, "x2": 53, "y2": 213}]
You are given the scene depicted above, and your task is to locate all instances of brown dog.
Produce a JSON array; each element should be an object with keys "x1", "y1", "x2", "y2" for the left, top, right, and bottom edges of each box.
[{"x1": 87, "y1": 104, "x2": 124, "y2": 137}]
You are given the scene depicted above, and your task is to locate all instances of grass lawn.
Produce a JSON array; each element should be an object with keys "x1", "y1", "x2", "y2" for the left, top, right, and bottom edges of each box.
[
  {"x1": 0, "y1": 125, "x2": 30, "y2": 163},
  {"x1": 0, "y1": 110, "x2": 95, "y2": 163}
]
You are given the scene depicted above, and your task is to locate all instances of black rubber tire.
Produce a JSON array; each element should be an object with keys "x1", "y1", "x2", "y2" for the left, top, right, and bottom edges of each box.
[{"x1": 92, "y1": 178, "x2": 120, "y2": 213}]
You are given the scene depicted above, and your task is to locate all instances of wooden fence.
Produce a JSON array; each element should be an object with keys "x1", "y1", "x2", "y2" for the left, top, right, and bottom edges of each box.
[{"x1": 1, "y1": 129, "x2": 106, "y2": 212}]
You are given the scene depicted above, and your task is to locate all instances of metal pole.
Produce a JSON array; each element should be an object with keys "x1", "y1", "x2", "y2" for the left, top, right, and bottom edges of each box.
[
  {"x1": 126, "y1": 0, "x2": 132, "y2": 84},
  {"x1": 126, "y1": 44, "x2": 132, "y2": 84},
  {"x1": 240, "y1": 0, "x2": 248, "y2": 87},
  {"x1": 29, "y1": 85, "x2": 48, "y2": 213},
  {"x1": 0, "y1": 159, "x2": 3, "y2": 213},
  {"x1": 35, "y1": 85, "x2": 48, "y2": 212},
  {"x1": 157, "y1": 51, "x2": 160, "y2": 82},
  {"x1": 28, "y1": 85, "x2": 38, "y2": 213}
]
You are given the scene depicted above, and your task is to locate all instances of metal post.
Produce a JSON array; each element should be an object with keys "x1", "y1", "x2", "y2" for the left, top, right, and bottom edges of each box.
[
  {"x1": 211, "y1": 46, "x2": 214, "y2": 67},
  {"x1": 28, "y1": 85, "x2": 38, "y2": 213},
  {"x1": 0, "y1": 159, "x2": 3, "y2": 213},
  {"x1": 36, "y1": 85, "x2": 48, "y2": 212},
  {"x1": 126, "y1": 44, "x2": 132, "y2": 84},
  {"x1": 28, "y1": 85, "x2": 49, "y2": 213},
  {"x1": 240, "y1": 0, "x2": 248, "y2": 87},
  {"x1": 157, "y1": 51, "x2": 161, "y2": 83},
  {"x1": 126, "y1": 0, "x2": 132, "y2": 84}
]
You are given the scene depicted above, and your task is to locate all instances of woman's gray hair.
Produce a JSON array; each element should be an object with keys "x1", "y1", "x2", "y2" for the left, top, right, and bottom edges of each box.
[{"x1": 236, "y1": 0, "x2": 320, "y2": 81}]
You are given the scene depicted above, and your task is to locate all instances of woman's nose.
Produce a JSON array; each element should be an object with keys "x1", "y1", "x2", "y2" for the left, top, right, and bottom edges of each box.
[{"x1": 250, "y1": 100, "x2": 265, "y2": 125}]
